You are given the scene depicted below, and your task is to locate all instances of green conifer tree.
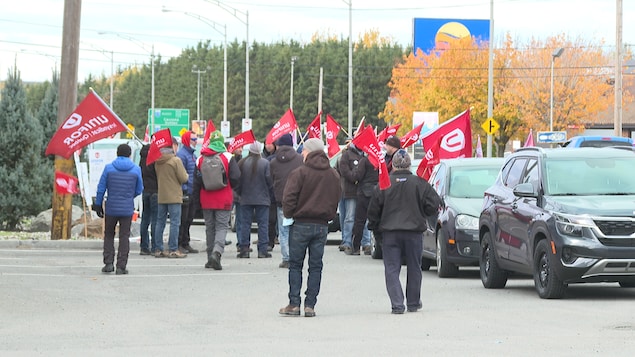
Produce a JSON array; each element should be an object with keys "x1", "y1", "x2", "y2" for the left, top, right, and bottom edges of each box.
[{"x1": 0, "y1": 68, "x2": 51, "y2": 230}]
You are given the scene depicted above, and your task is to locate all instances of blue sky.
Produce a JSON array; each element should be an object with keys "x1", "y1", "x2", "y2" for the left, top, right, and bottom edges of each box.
[{"x1": 1, "y1": 0, "x2": 633, "y2": 82}]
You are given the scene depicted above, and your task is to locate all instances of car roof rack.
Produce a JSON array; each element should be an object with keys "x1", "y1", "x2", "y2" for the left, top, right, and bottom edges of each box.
[{"x1": 515, "y1": 147, "x2": 544, "y2": 153}]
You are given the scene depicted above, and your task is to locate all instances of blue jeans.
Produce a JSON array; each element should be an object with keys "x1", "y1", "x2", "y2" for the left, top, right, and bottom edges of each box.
[
  {"x1": 238, "y1": 204, "x2": 269, "y2": 253},
  {"x1": 155, "y1": 203, "x2": 182, "y2": 252},
  {"x1": 362, "y1": 222, "x2": 371, "y2": 247},
  {"x1": 288, "y1": 222, "x2": 328, "y2": 308},
  {"x1": 339, "y1": 198, "x2": 356, "y2": 248},
  {"x1": 276, "y1": 206, "x2": 290, "y2": 262},
  {"x1": 140, "y1": 192, "x2": 158, "y2": 252}
]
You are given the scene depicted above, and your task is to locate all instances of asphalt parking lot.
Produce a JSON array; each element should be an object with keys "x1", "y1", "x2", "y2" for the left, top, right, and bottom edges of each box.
[{"x1": 2, "y1": 228, "x2": 635, "y2": 356}]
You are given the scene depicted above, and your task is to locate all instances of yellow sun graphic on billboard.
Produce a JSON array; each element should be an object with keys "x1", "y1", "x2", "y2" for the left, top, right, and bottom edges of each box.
[{"x1": 435, "y1": 22, "x2": 471, "y2": 50}]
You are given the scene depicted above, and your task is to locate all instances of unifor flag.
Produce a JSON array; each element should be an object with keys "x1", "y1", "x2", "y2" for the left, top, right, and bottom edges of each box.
[
  {"x1": 201, "y1": 119, "x2": 217, "y2": 149},
  {"x1": 351, "y1": 125, "x2": 391, "y2": 190},
  {"x1": 377, "y1": 123, "x2": 401, "y2": 144},
  {"x1": 524, "y1": 128, "x2": 534, "y2": 147},
  {"x1": 227, "y1": 129, "x2": 256, "y2": 153},
  {"x1": 54, "y1": 171, "x2": 80, "y2": 195},
  {"x1": 265, "y1": 109, "x2": 298, "y2": 144},
  {"x1": 325, "y1": 114, "x2": 341, "y2": 158},
  {"x1": 416, "y1": 109, "x2": 472, "y2": 180},
  {"x1": 45, "y1": 90, "x2": 128, "y2": 158},
  {"x1": 307, "y1": 112, "x2": 322, "y2": 139},
  {"x1": 400, "y1": 122, "x2": 425, "y2": 149},
  {"x1": 146, "y1": 128, "x2": 173, "y2": 165}
]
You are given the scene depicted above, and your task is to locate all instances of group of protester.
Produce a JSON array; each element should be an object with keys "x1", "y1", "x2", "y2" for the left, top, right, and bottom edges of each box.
[{"x1": 93, "y1": 128, "x2": 440, "y2": 317}]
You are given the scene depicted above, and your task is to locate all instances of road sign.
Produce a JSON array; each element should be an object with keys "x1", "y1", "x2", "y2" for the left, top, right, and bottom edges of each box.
[
  {"x1": 148, "y1": 108, "x2": 190, "y2": 136},
  {"x1": 481, "y1": 118, "x2": 500, "y2": 135},
  {"x1": 537, "y1": 131, "x2": 567, "y2": 143},
  {"x1": 126, "y1": 123, "x2": 134, "y2": 138}
]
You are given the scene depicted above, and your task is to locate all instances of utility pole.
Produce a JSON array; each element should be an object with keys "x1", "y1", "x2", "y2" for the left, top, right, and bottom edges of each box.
[
  {"x1": 51, "y1": 0, "x2": 81, "y2": 240},
  {"x1": 615, "y1": 0, "x2": 623, "y2": 136}
]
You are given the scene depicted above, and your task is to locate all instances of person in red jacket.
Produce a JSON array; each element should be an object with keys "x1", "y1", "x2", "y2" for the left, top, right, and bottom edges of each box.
[{"x1": 193, "y1": 131, "x2": 241, "y2": 270}]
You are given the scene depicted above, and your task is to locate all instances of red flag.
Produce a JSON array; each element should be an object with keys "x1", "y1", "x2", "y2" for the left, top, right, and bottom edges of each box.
[
  {"x1": 400, "y1": 122, "x2": 425, "y2": 149},
  {"x1": 307, "y1": 112, "x2": 322, "y2": 139},
  {"x1": 45, "y1": 90, "x2": 128, "y2": 158},
  {"x1": 227, "y1": 130, "x2": 256, "y2": 153},
  {"x1": 54, "y1": 171, "x2": 79, "y2": 195},
  {"x1": 266, "y1": 109, "x2": 298, "y2": 144},
  {"x1": 325, "y1": 114, "x2": 342, "y2": 158},
  {"x1": 416, "y1": 137, "x2": 441, "y2": 179},
  {"x1": 475, "y1": 135, "x2": 484, "y2": 157},
  {"x1": 418, "y1": 109, "x2": 473, "y2": 179},
  {"x1": 146, "y1": 128, "x2": 173, "y2": 165},
  {"x1": 143, "y1": 125, "x2": 150, "y2": 143},
  {"x1": 524, "y1": 129, "x2": 534, "y2": 147},
  {"x1": 202, "y1": 119, "x2": 217, "y2": 149},
  {"x1": 351, "y1": 125, "x2": 391, "y2": 190},
  {"x1": 377, "y1": 123, "x2": 401, "y2": 144},
  {"x1": 354, "y1": 117, "x2": 365, "y2": 137}
]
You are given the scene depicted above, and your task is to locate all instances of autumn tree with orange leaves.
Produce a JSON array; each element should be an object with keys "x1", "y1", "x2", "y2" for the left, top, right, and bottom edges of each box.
[{"x1": 381, "y1": 34, "x2": 630, "y2": 156}]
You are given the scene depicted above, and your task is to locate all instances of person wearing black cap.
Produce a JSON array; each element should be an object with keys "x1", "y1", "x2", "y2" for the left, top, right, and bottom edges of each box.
[
  {"x1": 367, "y1": 149, "x2": 441, "y2": 314},
  {"x1": 93, "y1": 144, "x2": 144, "y2": 275},
  {"x1": 383, "y1": 135, "x2": 402, "y2": 173}
]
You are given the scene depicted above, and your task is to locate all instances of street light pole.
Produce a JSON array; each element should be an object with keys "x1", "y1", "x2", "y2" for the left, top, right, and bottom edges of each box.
[
  {"x1": 342, "y1": 0, "x2": 353, "y2": 136},
  {"x1": 204, "y1": 1, "x2": 249, "y2": 122},
  {"x1": 550, "y1": 47, "x2": 564, "y2": 132},
  {"x1": 290, "y1": 56, "x2": 298, "y2": 110},
  {"x1": 162, "y1": 8, "x2": 228, "y2": 124},
  {"x1": 192, "y1": 65, "x2": 209, "y2": 122},
  {"x1": 98, "y1": 31, "x2": 155, "y2": 134}
]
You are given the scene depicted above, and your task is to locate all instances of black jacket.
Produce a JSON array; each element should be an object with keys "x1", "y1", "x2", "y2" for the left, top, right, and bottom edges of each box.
[
  {"x1": 337, "y1": 145, "x2": 364, "y2": 199},
  {"x1": 367, "y1": 169, "x2": 440, "y2": 233},
  {"x1": 139, "y1": 144, "x2": 158, "y2": 194},
  {"x1": 353, "y1": 156, "x2": 379, "y2": 198}
]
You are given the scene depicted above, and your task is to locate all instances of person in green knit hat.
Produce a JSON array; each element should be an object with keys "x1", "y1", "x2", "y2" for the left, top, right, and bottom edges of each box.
[{"x1": 193, "y1": 131, "x2": 242, "y2": 270}]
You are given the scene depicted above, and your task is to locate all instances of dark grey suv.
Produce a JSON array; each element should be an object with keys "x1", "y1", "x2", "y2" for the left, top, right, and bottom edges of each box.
[{"x1": 479, "y1": 147, "x2": 635, "y2": 298}]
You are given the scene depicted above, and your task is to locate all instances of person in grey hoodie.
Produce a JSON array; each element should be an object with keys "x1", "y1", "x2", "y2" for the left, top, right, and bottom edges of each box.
[{"x1": 236, "y1": 141, "x2": 274, "y2": 258}]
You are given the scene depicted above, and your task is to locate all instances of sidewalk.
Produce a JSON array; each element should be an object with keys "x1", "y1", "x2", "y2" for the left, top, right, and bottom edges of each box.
[{"x1": 0, "y1": 234, "x2": 210, "y2": 250}]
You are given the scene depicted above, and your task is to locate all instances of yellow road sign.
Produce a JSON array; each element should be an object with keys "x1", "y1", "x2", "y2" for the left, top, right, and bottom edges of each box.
[
  {"x1": 126, "y1": 123, "x2": 135, "y2": 138},
  {"x1": 481, "y1": 118, "x2": 500, "y2": 135}
]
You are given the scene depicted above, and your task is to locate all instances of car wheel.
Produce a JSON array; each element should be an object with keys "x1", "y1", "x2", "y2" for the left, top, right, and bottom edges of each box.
[
  {"x1": 436, "y1": 230, "x2": 459, "y2": 278},
  {"x1": 533, "y1": 240, "x2": 567, "y2": 299},
  {"x1": 371, "y1": 231, "x2": 382, "y2": 260},
  {"x1": 619, "y1": 281, "x2": 635, "y2": 288},
  {"x1": 479, "y1": 231, "x2": 508, "y2": 289}
]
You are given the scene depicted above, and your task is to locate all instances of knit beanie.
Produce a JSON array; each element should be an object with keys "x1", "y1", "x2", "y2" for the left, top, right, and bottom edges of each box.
[
  {"x1": 207, "y1": 130, "x2": 226, "y2": 153},
  {"x1": 385, "y1": 135, "x2": 402, "y2": 150},
  {"x1": 303, "y1": 138, "x2": 325, "y2": 153},
  {"x1": 249, "y1": 141, "x2": 263, "y2": 155},
  {"x1": 276, "y1": 133, "x2": 294, "y2": 147},
  {"x1": 392, "y1": 149, "x2": 411, "y2": 170}
]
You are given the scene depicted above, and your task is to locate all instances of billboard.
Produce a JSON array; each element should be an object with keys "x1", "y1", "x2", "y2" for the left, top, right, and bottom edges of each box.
[{"x1": 413, "y1": 18, "x2": 490, "y2": 55}]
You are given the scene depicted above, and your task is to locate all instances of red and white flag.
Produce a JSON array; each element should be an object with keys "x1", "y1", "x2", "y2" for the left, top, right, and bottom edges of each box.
[
  {"x1": 201, "y1": 119, "x2": 217, "y2": 149},
  {"x1": 377, "y1": 123, "x2": 401, "y2": 144},
  {"x1": 352, "y1": 125, "x2": 391, "y2": 190},
  {"x1": 146, "y1": 128, "x2": 173, "y2": 165},
  {"x1": 325, "y1": 114, "x2": 342, "y2": 158},
  {"x1": 307, "y1": 112, "x2": 322, "y2": 139},
  {"x1": 524, "y1": 129, "x2": 534, "y2": 147},
  {"x1": 475, "y1": 135, "x2": 484, "y2": 157},
  {"x1": 354, "y1": 117, "x2": 365, "y2": 137},
  {"x1": 416, "y1": 109, "x2": 473, "y2": 180},
  {"x1": 143, "y1": 125, "x2": 150, "y2": 143},
  {"x1": 54, "y1": 171, "x2": 79, "y2": 195},
  {"x1": 45, "y1": 90, "x2": 128, "y2": 158},
  {"x1": 265, "y1": 109, "x2": 298, "y2": 144},
  {"x1": 400, "y1": 122, "x2": 425, "y2": 149},
  {"x1": 227, "y1": 130, "x2": 256, "y2": 153}
]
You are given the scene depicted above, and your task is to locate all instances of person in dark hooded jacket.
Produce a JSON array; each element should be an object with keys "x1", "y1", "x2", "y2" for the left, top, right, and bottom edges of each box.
[
  {"x1": 93, "y1": 144, "x2": 143, "y2": 275},
  {"x1": 139, "y1": 144, "x2": 158, "y2": 255}
]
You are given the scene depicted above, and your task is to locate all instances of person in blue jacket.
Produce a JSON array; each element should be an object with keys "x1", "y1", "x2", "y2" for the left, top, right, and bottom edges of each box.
[{"x1": 93, "y1": 144, "x2": 144, "y2": 275}]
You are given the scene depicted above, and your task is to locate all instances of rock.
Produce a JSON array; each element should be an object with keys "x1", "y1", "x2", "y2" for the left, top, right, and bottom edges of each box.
[{"x1": 27, "y1": 205, "x2": 85, "y2": 232}]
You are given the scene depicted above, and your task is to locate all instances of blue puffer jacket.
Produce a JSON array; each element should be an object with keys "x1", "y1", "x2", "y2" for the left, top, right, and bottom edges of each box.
[
  {"x1": 95, "y1": 157, "x2": 144, "y2": 217},
  {"x1": 177, "y1": 145, "x2": 196, "y2": 194}
]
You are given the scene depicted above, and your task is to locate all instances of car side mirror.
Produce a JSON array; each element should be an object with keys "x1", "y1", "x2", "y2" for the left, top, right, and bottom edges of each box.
[{"x1": 513, "y1": 182, "x2": 537, "y2": 198}]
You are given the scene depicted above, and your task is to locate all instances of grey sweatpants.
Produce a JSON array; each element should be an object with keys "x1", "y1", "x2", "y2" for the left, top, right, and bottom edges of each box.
[{"x1": 203, "y1": 209, "x2": 231, "y2": 258}]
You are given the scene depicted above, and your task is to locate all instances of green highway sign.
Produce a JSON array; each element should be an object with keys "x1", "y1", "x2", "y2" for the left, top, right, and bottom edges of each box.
[{"x1": 148, "y1": 108, "x2": 190, "y2": 136}]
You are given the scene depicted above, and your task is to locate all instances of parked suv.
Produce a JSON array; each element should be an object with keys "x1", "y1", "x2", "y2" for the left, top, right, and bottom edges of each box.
[
  {"x1": 479, "y1": 147, "x2": 635, "y2": 298},
  {"x1": 560, "y1": 135, "x2": 633, "y2": 148}
]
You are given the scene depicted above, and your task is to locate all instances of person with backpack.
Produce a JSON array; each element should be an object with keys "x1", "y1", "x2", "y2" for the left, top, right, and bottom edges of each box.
[{"x1": 193, "y1": 130, "x2": 241, "y2": 270}]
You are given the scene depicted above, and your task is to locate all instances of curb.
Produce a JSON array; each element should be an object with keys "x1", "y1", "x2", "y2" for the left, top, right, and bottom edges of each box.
[{"x1": 0, "y1": 237, "x2": 207, "y2": 250}]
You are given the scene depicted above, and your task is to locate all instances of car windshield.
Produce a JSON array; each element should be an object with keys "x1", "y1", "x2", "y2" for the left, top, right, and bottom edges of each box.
[
  {"x1": 545, "y1": 157, "x2": 635, "y2": 195},
  {"x1": 449, "y1": 167, "x2": 501, "y2": 198}
]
